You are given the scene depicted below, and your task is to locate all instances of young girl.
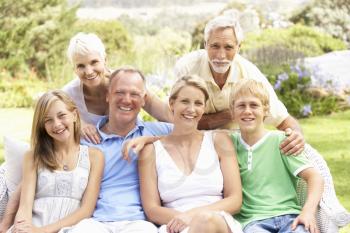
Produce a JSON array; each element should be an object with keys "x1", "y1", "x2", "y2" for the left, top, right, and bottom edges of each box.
[
  {"x1": 136, "y1": 75, "x2": 243, "y2": 233},
  {"x1": 9, "y1": 90, "x2": 104, "y2": 233}
]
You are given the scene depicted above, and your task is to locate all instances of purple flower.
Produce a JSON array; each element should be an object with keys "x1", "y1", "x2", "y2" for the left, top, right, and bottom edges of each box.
[
  {"x1": 291, "y1": 65, "x2": 303, "y2": 78},
  {"x1": 277, "y1": 72, "x2": 289, "y2": 81},
  {"x1": 301, "y1": 104, "x2": 312, "y2": 117},
  {"x1": 274, "y1": 80, "x2": 282, "y2": 90}
]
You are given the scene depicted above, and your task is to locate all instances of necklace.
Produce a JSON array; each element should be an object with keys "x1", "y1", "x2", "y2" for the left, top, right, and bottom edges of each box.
[{"x1": 63, "y1": 164, "x2": 69, "y2": 171}]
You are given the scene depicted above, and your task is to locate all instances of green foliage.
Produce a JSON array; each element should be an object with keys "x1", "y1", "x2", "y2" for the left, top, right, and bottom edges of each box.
[
  {"x1": 267, "y1": 65, "x2": 339, "y2": 118},
  {"x1": 290, "y1": 0, "x2": 350, "y2": 46},
  {"x1": 241, "y1": 25, "x2": 346, "y2": 72},
  {"x1": 0, "y1": 0, "x2": 78, "y2": 79},
  {"x1": 73, "y1": 20, "x2": 133, "y2": 58}
]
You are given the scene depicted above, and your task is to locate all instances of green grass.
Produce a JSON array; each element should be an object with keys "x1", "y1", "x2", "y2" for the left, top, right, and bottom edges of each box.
[{"x1": 0, "y1": 108, "x2": 349, "y2": 231}]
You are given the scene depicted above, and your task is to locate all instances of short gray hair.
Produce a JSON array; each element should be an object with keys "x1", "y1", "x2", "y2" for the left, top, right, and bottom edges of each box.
[
  {"x1": 67, "y1": 32, "x2": 106, "y2": 64},
  {"x1": 204, "y1": 15, "x2": 244, "y2": 44}
]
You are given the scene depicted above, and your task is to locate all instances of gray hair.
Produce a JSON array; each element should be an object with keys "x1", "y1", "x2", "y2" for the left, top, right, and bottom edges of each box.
[
  {"x1": 204, "y1": 14, "x2": 244, "y2": 44},
  {"x1": 67, "y1": 32, "x2": 106, "y2": 64}
]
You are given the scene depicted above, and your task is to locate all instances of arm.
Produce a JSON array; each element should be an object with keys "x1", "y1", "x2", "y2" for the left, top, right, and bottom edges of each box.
[
  {"x1": 187, "y1": 131, "x2": 242, "y2": 215},
  {"x1": 292, "y1": 168, "x2": 324, "y2": 233},
  {"x1": 13, "y1": 151, "x2": 37, "y2": 230},
  {"x1": 122, "y1": 136, "x2": 162, "y2": 162},
  {"x1": 0, "y1": 185, "x2": 21, "y2": 232},
  {"x1": 277, "y1": 116, "x2": 305, "y2": 156},
  {"x1": 138, "y1": 144, "x2": 181, "y2": 225},
  {"x1": 143, "y1": 91, "x2": 173, "y2": 123},
  {"x1": 42, "y1": 148, "x2": 104, "y2": 233},
  {"x1": 198, "y1": 110, "x2": 233, "y2": 130}
]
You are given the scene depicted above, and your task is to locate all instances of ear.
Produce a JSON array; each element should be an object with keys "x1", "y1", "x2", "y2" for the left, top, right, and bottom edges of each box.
[
  {"x1": 141, "y1": 92, "x2": 147, "y2": 108},
  {"x1": 73, "y1": 109, "x2": 78, "y2": 122},
  {"x1": 169, "y1": 99, "x2": 175, "y2": 113}
]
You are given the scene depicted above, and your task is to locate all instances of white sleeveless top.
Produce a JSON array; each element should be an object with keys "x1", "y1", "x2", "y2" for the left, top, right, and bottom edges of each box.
[
  {"x1": 62, "y1": 78, "x2": 104, "y2": 125},
  {"x1": 32, "y1": 145, "x2": 90, "y2": 227},
  {"x1": 154, "y1": 131, "x2": 223, "y2": 212}
]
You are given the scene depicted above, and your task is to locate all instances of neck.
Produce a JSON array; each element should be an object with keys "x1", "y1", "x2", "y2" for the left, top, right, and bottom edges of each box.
[
  {"x1": 210, "y1": 66, "x2": 230, "y2": 89},
  {"x1": 240, "y1": 127, "x2": 267, "y2": 146},
  {"x1": 102, "y1": 119, "x2": 136, "y2": 137},
  {"x1": 171, "y1": 126, "x2": 201, "y2": 140},
  {"x1": 83, "y1": 77, "x2": 108, "y2": 96},
  {"x1": 54, "y1": 139, "x2": 79, "y2": 158}
]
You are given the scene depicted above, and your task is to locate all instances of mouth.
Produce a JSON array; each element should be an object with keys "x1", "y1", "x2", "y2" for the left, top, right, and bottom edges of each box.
[
  {"x1": 182, "y1": 114, "x2": 197, "y2": 119},
  {"x1": 118, "y1": 106, "x2": 132, "y2": 112},
  {"x1": 241, "y1": 118, "x2": 255, "y2": 122},
  {"x1": 86, "y1": 75, "x2": 98, "y2": 80},
  {"x1": 53, "y1": 128, "x2": 66, "y2": 134}
]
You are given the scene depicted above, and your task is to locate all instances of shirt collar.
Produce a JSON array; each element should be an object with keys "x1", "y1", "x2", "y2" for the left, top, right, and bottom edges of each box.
[{"x1": 97, "y1": 116, "x2": 145, "y2": 141}]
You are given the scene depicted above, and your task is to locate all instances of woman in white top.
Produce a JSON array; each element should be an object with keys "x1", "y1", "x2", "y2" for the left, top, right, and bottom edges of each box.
[{"x1": 137, "y1": 75, "x2": 242, "y2": 233}]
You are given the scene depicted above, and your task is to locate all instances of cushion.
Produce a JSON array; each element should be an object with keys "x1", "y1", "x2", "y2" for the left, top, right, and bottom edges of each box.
[
  {"x1": 3, "y1": 136, "x2": 29, "y2": 195},
  {"x1": 0, "y1": 165, "x2": 8, "y2": 220}
]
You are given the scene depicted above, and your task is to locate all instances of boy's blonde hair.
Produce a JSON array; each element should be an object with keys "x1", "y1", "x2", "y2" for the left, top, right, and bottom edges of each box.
[{"x1": 230, "y1": 79, "x2": 270, "y2": 114}]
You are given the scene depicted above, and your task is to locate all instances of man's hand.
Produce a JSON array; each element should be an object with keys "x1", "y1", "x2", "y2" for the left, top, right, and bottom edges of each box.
[
  {"x1": 82, "y1": 123, "x2": 101, "y2": 144},
  {"x1": 280, "y1": 128, "x2": 305, "y2": 156},
  {"x1": 291, "y1": 211, "x2": 319, "y2": 233}
]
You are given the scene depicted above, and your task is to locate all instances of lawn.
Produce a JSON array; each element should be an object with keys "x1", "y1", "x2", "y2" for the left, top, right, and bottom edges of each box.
[{"x1": 0, "y1": 108, "x2": 349, "y2": 232}]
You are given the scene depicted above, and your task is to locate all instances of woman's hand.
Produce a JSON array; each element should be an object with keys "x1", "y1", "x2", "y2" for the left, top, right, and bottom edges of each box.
[
  {"x1": 81, "y1": 123, "x2": 101, "y2": 144},
  {"x1": 166, "y1": 213, "x2": 192, "y2": 233}
]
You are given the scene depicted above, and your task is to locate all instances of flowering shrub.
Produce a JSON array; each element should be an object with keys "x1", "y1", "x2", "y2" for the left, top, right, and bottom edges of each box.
[{"x1": 267, "y1": 64, "x2": 339, "y2": 118}]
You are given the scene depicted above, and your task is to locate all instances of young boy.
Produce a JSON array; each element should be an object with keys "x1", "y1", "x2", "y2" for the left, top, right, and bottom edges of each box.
[{"x1": 230, "y1": 79, "x2": 324, "y2": 233}]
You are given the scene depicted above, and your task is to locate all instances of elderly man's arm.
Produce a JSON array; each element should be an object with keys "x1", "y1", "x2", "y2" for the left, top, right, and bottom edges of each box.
[
  {"x1": 277, "y1": 116, "x2": 305, "y2": 155},
  {"x1": 198, "y1": 110, "x2": 232, "y2": 130},
  {"x1": 143, "y1": 91, "x2": 173, "y2": 123}
]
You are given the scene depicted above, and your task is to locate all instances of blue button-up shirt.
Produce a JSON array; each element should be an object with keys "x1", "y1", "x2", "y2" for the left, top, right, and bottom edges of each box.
[{"x1": 82, "y1": 116, "x2": 172, "y2": 222}]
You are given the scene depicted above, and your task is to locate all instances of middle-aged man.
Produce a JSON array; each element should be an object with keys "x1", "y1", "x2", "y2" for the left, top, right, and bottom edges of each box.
[
  {"x1": 172, "y1": 14, "x2": 350, "y2": 229},
  {"x1": 67, "y1": 68, "x2": 172, "y2": 233}
]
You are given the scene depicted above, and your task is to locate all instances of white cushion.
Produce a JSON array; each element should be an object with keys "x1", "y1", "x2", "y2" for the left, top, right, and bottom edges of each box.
[{"x1": 3, "y1": 136, "x2": 29, "y2": 194}]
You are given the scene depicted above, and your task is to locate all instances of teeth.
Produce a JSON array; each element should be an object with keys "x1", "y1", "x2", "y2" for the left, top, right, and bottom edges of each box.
[
  {"x1": 183, "y1": 114, "x2": 195, "y2": 119},
  {"x1": 242, "y1": 118, "x2": 254, "y2": 121},
  {"x1": 54, "y1": 128, "x2": 65, "y2": 134},
  {"x1": 119, "y1": 106, "x2": 132, "y2": 111},
  {"x1": 86, "y1": 75, "x2": 97, "y2": 80}
]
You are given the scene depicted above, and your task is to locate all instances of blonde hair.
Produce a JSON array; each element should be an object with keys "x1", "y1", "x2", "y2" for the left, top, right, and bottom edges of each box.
[
  {"x1": 169, "y1": 75, "x2": 209, "y2": 102},
  {"x1": 230, "y1": 79, "x2": 270, "y2": 113},
  {"x1": 31, "y1": 90, "x2": 81, "y2": 171},
  {"x1": 67, "y1": 32, "x2": 106, "y2": 64}
]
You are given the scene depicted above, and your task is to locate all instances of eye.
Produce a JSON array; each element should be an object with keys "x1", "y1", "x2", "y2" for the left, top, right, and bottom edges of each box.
[
  {"x1": 181, "y1": 99, "x2": 189, "y2": 104},
  {"x1": 195, "y1": 101, "x2": 204, "y2": 106},
  {"x1": 58, "y1": 113, "x2": 67, "y2": 118},
  {"x1": 76, "y1": 64, "x2": 85, "y2": 69},
  {"x1": 225, "y1": 45, "x2": 235, "y2": 51},
  {"x1": 44, "y1": 118, "x2": 52, "y2": 123},
  {"x1": 210, "y1": 44, "x2": 220, "y2": 49},
  {"x1": 116, "y1": 91, "x2": 125, "y2": 97},
  {"x1": 91, "y1": 59, "x2": 99, "y2": 65}
]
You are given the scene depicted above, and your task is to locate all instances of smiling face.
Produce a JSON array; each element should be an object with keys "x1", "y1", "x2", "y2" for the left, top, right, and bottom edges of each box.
[
  {"x1": 73, "y1": 51, "x2": 106, "y2": 87},
  {"x1": 205, "y1": 27, "x2": 239, "y2": 75},
  {"x1": 170, "y1": 85, "x2": 206, "y2": 129},
  {"x1": 107, "y1": 71, "x2": 146, "y2": 129},
  {"x1": 44, "y1": 100, "x2": 77, "y2": 143},
  {"x1": 232, "y1": 95, "x2": 267, "y2": 135}
]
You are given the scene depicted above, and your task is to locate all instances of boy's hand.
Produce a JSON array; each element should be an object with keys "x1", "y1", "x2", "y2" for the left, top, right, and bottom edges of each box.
[
  {"x1": 280, "y1": 128, "x2": 305, "y2": 156},
  {"x1": 291, "y1": 211, "x2": 319, "y2": 233},
  {"x1": 166, "y1": 213, "x2": 191, "y2": 233}
]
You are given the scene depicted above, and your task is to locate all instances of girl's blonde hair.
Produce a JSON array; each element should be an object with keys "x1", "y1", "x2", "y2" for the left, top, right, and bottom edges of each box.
[
  {"x1": 31, "y1": 90, "x2": 81, "y2": 171},
  {"x1": 169, "y1": 75, "x2": 209, "y2": 103}
]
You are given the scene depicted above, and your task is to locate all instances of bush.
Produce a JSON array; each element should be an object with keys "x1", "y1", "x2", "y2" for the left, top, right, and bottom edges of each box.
[
  {"x1": 241, "y1": 25, "x2": 347, "y2": 73},
  {"x1": 290, "y1": 0, "x2": 350, "y2": 46},
  {"x1": 0, "y1": 0, "x2": 78, "y2": 79},
  {"x1": 267, "y1": 64, "x2": 339, "y2": 118}
]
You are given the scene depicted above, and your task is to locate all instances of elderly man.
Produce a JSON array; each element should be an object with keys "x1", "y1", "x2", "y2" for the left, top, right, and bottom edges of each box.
[
  {"x1": 66, "y1": 67, "x2": 172, "y2": 233},
  {"x1": 172, "y1": 14, "x2": 350, "y2": 230}
]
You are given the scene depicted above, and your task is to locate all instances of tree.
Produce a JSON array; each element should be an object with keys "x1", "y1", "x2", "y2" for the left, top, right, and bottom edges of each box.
[
  {"x1": 0, "y1": 0, "x2": 78, "y2": 79},
  {"x1": 290, "y1": 0, "x2": 350, "y2": 46}
]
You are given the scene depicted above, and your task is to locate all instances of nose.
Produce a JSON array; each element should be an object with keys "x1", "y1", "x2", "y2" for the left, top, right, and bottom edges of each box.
[
  {"x1": 85, "y1": 65, "x2": 94, "y2": 75},
  {"x1": 217, "y1": 48, "x2": 226, "y2": 60}
]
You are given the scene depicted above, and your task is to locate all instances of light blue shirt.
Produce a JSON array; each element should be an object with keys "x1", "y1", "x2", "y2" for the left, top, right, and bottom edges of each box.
[{"x1": 82, "y1": 116, "x2": 173, "y2": 221}]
